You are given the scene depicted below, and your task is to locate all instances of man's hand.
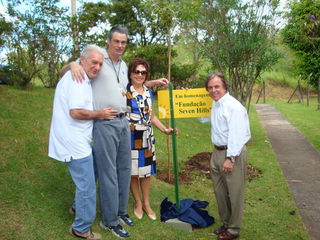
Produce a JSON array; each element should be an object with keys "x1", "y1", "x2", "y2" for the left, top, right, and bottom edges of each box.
[
  {"x1": 96, "y1": 107, "x2": 118, "y2": 120},
  {"x1": 70, "y1": 62, "x2": 85, "y2": 83},
  {"x1": 222, "y1": 159, "x2": 234, "y2": 173},
  {"x1": 70, "y1": 107, "x2": 118, "y2": 120}
]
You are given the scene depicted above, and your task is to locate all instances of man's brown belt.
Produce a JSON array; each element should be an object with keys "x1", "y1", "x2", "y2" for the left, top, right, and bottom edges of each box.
[{"x1": 215, "y1": 145, "x2": 227, "y2": 150}]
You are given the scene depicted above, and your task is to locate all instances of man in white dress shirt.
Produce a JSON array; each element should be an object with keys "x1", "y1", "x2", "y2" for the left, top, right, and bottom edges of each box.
[
  {"x1": 205, "y1": 72, "x2": 251, "y2": 240},
  {"x1": 48, "y1": 45, "x2": 111, "y2": 239}
]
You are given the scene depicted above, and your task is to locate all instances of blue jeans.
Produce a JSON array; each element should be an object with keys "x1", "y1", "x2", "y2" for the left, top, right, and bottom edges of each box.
[
  {"x1": 93, "y1": 118, "x2": 131, "y2": 226},
  {"x1": 67, "y1": 153, "x2": 96, "y2": 233}
]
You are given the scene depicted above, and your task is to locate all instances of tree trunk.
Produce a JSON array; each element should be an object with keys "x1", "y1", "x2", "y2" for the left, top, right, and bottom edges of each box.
[
  {"x1": 318, "y1": 77, "x2": 320, "y2": 110},
  {"x1": 71, "y1": 0, "x2": 79, "y2": 60}
]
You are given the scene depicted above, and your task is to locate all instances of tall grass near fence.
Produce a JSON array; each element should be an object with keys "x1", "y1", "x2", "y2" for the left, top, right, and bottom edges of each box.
[{"x1": 0, "y1": 85, "x2": 309, "y2": 239}]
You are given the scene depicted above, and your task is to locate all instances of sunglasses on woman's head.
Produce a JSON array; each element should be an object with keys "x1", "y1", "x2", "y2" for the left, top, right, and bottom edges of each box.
[{"x1": 133, "y1": 70, "x2": 147, "y2": 76}]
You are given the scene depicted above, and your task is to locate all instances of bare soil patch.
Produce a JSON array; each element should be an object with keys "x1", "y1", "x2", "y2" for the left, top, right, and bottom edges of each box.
[{"x1": 156, "y1": 152, "x2": 262, "y2": 184}]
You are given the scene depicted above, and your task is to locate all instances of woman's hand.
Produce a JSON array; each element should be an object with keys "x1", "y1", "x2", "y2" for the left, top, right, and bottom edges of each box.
[
  {"x1": 164, "y1": 128, "x2": 178, "y2": 136},
  {"x1": 145, "y1": 78, "x2": 169, "y2": 88}
]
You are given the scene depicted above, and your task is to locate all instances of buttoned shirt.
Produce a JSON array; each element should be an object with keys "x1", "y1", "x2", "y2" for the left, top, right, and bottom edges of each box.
[
  {"x1": 91, "y1": 51, "x2": 128, "y2": 113},
  {"x1": 210, "y1": 92, "x2": 251, "y2": 157}
]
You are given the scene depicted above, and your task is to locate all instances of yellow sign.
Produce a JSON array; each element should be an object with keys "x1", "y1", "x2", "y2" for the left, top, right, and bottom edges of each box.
[{"x1": 157, "y1": 88, "x2": 213, "y2": 119}]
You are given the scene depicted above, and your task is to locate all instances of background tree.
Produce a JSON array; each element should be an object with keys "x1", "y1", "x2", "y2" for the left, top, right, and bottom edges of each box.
[
  {"x1": 0, "y1": 14, "x2": 12, "y2": 50},
  {"x1": 123, "y1": 44, "x2": 196, "y2": 88},
  {"x1": 71, "y1": 0, "x2": 79, "y2": 60},
  {"x1": 76, "y1": 0, "x2": 170, "y2": 48},
  {"x1": 179, "y1": 18, "x2": 206, "y2": 83},
  {"x1": 76, "y1": 0, "x2": 197, "y2": 88},
  {"x1": 107, "y1": 0, "x2": 169, "y2": 46},
  {"x1": 6, "y1": 0, "x2": 71, "y2": 87},
  {"x1": 198, "y1": 0, "x2": 281, "y2": 106},
  {"x1": 282, "y1": 0, "x2": 320, "y2": 89},
  {"x1": 76, "y1": 2, "x2": 110, "y2": 50},
  {"x1": 143, "y1": 0, "x2": 201, "y2": 87}
]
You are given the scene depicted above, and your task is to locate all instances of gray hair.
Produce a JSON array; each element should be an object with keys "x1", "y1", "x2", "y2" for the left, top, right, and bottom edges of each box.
[
  {"x1": 107, "y1": 25, "x2": 129, "y2": 40},
  {"x1": 81, "y1": 45, "x2": 105, "y2": 59}
]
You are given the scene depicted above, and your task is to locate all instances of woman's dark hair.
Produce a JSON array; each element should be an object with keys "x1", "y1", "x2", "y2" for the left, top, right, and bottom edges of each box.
[
  {"x1": 205, "y1": 72, "x2": 228, "y2": 91},
  {"x1": 128, "y1": 58, "x2": 150, "y2": 83}
]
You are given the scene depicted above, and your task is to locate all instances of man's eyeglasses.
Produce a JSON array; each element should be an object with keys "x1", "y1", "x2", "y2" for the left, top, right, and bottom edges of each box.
[{"x1": 133, "y1": 70, "x2": 147, "y2": 76}]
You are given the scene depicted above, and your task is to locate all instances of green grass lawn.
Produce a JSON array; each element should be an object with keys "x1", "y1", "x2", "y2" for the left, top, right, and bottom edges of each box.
[{"x1": 0, "y1": 85, "x2": 310, "y2": 239}]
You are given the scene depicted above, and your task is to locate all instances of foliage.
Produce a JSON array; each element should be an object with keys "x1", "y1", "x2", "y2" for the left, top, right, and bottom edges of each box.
[
  {"x1": 282, "y1": 0, "x2": 320, "y2": 89},
  {"x1": 5, "y1": 0, "x2": 71, "y2": 88},
  {"x1": 123, "y1": 45, "x2": 172, "y2": 80},
  {"x1": 76, "y1": 0, "x2": 200, "y2": 88},
  {"x1": 178, "y1": 2, "x2": 208, "y2": 84},
  {"x1": 170, "y1": 63, "x2": 198, "y2": 88},
  {"x1": 76, "y1": 2, "x2": 110, "y2": 51},
  {"x1": 0, "y1": 14, "x2": 12, "y2": 50},
  {"x1": 145, "y1": 0, "x2": 202, "y2": 30},
  {"x1": 108, "y1": 0, "x2": 169, "y2": 46},
  {"x1": 76, "y1": 0, "x2": 170, "y2": 47},
  {"x1": 0, "y1": 64, "x2": 28, "y2": 86},
  {"x1": 198, "y1": 0, "x2": 282, "y2": 106},
  {"x1": 144, "y1": 0, "x2": 203, "y2": 86},
  {"x1": 124, "y1": 44, "x2": 197, "y2": 88},
  {"x1": 260, "y1": 34, "x2": 318, "y2": 91}
]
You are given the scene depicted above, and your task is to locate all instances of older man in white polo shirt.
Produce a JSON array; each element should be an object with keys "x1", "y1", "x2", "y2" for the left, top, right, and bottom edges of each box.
[{"x1": 48, "y1": 45, "x2": 111, "y2": 239}]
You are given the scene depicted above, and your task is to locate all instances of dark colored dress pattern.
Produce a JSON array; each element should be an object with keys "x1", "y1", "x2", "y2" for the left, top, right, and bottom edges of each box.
[{"x1": 126, "y1": 83, "x2": 156, "y2": 178}]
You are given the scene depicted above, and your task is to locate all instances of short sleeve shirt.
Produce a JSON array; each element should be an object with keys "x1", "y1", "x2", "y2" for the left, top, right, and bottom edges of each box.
[
  {"x1": 48, "y1": 71, "x2": 93, "y2": 162},
  {"x1": 91, "y1": 52, "x2": 128, "y2": 113}
]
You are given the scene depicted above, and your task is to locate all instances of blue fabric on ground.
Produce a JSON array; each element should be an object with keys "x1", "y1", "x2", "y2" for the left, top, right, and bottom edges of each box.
[{"x1": 160, "y1": 198, "x2": 215, "y2": 228}]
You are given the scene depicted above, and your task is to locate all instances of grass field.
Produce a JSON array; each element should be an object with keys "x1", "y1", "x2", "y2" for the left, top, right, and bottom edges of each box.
[{"x1": 0, "y1": 84, "x2": 312, "y2": 240}]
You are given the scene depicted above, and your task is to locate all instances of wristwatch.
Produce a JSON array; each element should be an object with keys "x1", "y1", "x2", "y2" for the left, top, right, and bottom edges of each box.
[{"x1": 227, "y1": 156, "x2": 235, "y2": 163}]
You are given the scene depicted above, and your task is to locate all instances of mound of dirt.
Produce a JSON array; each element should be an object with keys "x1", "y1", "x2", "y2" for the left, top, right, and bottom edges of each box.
[{"x1": 156, "y1": 152, "x2": 262, "y2": 184}]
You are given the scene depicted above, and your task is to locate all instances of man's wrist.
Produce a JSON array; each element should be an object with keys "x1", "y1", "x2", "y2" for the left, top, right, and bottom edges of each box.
[{"x1": 227, "y1": 156, "x2": 235, "y2": 163}]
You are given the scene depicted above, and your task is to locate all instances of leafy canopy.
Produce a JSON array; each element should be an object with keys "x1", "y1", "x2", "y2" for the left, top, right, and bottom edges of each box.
[
  {"x1": 282, "y1": 0, "x2": 320, "y2": 88},
  {"x1": 198, "y1": 0, "x2": 281, "y2": 106}
]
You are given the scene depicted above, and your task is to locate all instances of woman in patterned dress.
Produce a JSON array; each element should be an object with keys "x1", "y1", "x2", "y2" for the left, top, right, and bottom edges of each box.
[{"x1": 126, "y1": 58, "x2": 177, "y2": 221}]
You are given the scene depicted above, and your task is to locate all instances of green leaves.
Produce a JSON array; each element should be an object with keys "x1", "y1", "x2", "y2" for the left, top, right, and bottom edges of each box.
[
  {"x1": 197, "y1": 0, "x2": 281, "y2": 105},
  {"x1": 5, "y1": 0, "x2": 71, "y2": 88},
  {"x1": 282, "y1": 0, "x2": 320, "y2": 88}
]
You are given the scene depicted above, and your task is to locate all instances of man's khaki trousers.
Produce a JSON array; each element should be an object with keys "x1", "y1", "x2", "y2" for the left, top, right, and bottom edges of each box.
[{"x1": 210, "y1": 146, "x2": 247, "y2": 236}]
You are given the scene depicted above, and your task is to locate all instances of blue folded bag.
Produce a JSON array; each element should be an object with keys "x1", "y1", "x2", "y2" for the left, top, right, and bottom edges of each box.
[{"x1": 160, "y1": 198, "x2": 215, "y2": 228}]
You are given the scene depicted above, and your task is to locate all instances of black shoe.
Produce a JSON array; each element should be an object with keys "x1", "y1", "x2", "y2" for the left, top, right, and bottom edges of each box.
[
  {"x1": 99, "y1": 221, "x2": 129, "y2": 238},
  {"x1": 119, "y1": 214, "x2": 134, "y2": 227}
]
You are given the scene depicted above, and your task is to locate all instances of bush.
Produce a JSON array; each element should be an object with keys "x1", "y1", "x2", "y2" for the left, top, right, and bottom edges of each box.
[
  {"x1": 123, "y1": 44, "x2": 196, "y2": 88},
  {"x1": 0, "y1": 64, "x2": 28, "y2": 87}
]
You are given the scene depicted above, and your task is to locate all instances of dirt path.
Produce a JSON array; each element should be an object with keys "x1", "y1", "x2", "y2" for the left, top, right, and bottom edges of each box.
[{"x1": 255, "y1": 104, "x2": 320, "y2": 240}]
